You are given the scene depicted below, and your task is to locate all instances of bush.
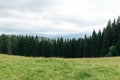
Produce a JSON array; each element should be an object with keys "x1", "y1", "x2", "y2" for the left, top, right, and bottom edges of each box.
[{"x1": 108, "y1": 46, "x2": 117, "y2": 56}]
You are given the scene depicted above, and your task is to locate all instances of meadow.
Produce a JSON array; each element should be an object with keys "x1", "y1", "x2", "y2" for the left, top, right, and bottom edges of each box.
[{"x1": 0, "y1": 54, "x2": 120, "y2": 80}]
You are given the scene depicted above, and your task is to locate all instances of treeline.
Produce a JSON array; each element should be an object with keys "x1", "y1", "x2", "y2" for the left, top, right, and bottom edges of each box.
[{"x1": 0, "y1": 17, "x2": 120, "y2": 58}]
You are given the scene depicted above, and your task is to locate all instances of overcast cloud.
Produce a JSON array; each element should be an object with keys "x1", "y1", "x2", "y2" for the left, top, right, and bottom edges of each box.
[{"x1": 0, "y1": 0, "x2": 120, "y2": 36}]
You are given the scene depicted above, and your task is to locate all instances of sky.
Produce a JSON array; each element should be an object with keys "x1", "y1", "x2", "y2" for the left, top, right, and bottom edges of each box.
[{"x1": 0, "y1": 0, "x2": 120, "y2": 37}]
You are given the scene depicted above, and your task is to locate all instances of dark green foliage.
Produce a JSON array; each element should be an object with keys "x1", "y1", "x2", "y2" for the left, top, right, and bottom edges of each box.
[
  {"x1": 91, "y1": 30, "x2": 98, "y2": 57},
  {"x1": 0, "y1": 17, "x2": 120, "y2": 57},
  {"x1": 108, "y1": 46, "x2": 117, "y2": 56},
  {"x1": 116, "y1": 37, "x2": 120, "y2": 56},
  {"x1": 0, "y1": 34, "x2": 8, "y2": 53},
  {"x1": 102, "y1": 20, "x2": 112, "y2": 56}
]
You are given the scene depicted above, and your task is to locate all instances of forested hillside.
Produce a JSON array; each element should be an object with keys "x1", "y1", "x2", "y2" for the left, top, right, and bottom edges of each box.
[{"x1": 0, "y1": 17, "x2": 120, "y2": 58}]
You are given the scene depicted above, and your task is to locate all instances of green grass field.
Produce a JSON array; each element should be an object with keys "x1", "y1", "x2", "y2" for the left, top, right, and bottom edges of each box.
[{"x1": 0, "y1": 54, "x2": 120, "y2": 80}]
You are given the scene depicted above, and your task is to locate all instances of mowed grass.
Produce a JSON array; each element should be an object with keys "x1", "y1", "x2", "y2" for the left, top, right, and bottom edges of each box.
[{"x1": 0, "y1": 54, "x2": 120, "y2": 80}]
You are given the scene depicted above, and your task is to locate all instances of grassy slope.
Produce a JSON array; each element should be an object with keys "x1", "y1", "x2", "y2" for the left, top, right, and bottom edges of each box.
[{"x1": 0, "y1": 54, "x2": 120, "y2": 80}]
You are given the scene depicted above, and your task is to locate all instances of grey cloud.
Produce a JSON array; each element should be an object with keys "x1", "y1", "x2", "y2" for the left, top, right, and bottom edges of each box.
[
  {"x1": 0, "y1": 0, "x2": 55, "y2": 11},
  {"x1": 50, "y1": 16, "x2": 107, "y2": 27},
  {"x1": 0, "y1": 23, "x2": 61, "y2": 33},
  {"x1": 0, "y1": 0, "x2": 116, "y2": 37},
  {"x1": 0, "y1": 0, "x2": 56, "y2": 21},
  {"x1": 0, "y1": 0, "x2": 24, "y2": 10},
  {"x1": 0, "y1": 23, "x2": 29, "y2": 32},
  {"x1": 24, "y1": 0, "x2": 55, "y2": 11}
]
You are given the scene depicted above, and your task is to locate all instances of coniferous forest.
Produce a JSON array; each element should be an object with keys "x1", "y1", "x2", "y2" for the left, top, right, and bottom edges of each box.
[{"x1": 0, "y1": 17, "x2": 120, "y2": 58}]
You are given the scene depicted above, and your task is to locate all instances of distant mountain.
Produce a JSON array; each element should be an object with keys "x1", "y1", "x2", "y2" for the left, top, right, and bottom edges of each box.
[
  {"x1": 43, "y1": 32, "x2": 92, "y2": 39},
  {"x1": 4, "y1": 32, "x2": 92, "y2": 39}
]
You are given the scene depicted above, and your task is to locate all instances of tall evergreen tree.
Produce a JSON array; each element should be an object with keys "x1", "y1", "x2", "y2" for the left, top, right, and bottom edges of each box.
[{"x1": 102, "y1": 20, "x2": 112, "y2": 56}]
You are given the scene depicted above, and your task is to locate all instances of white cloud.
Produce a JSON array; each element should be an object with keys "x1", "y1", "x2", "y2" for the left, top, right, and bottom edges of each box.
[{"x1": 0, "y1": 0, "x2": 120, "y2": 37}]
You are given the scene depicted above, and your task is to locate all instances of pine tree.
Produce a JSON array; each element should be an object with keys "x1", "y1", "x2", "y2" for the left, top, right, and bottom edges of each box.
[
  {"x1": 96, "y1": 30, "x2": 103, "y2": 57},
  {"x1": 102, "y1": 20, "x2": 112, "y2": 56},
  {"x1": 91, "y1": 30, "x2": 98, "y2": 57},
  {"x1": 116, "y1": 36, "x2": 120, "y2": 56}
]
